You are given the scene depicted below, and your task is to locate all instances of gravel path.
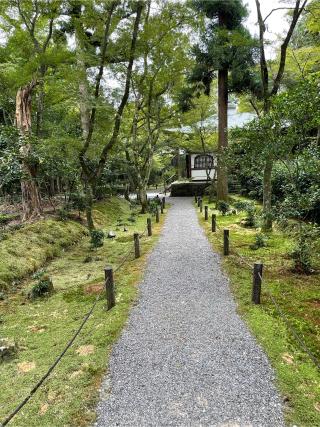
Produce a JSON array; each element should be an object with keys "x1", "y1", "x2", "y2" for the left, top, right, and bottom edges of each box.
[{"x1": 95, "y1": 197, "x2": 284, "y2": 427}]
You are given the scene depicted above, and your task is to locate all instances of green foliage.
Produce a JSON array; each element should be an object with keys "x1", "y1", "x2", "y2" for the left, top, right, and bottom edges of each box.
[
  {"x1": 57, "y1": 205, "x2": 72, "y2": 221},
  {"x1": 90, "y1": 229, "x2": 104, "y2": 249},
  {"x1": 28, "y1": 273, "x2": 54, "y2": 300},
  {"x1": 216, "y1": 200, "x2": 229, "y2": 215},
  {"x1": 242, "y1": 202, "x2": 257, "y2": 227},
  {"x1": 290, "y1": 225, "x2": 319, "y2": 275},
  {"x1": 250, "y1": 233, "x2": 268, "y2": 250}
]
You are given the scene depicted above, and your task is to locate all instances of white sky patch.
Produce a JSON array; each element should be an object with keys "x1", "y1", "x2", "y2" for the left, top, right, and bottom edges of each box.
[{"x1": 245, "y1": 0, "x2": 295, "y2": 59}]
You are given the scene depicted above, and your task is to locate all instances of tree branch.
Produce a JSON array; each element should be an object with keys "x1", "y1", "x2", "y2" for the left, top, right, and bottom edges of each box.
[{"x1": 271, "y1": 0, "x2": 308, "y2": 96}]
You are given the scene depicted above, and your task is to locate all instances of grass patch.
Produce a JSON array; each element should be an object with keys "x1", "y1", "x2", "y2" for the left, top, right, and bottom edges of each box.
[
  {"x1": 197, "y1": 196, "x2": 320, "y2": 427},
  {"x1": 0, "y1": 197, "x2": 167, "y2": 426}
]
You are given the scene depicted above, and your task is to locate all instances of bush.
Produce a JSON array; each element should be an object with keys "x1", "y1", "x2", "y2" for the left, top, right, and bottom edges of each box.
[
  {"x1": 147, "y1": 199, "x2": 159, "y2": 215},
  {"x1": 233, "y1": 201, "x2": 252, "y2": 211},
  {"x1": 90, "y1": 229, "x2": 104, "y2": 249},
  {"x1": 28, "y1": 274, "x2": 54, "y2": 300},
  {"x1": 0, "y1": 214, "x2": 14, "y2": 226},
  {"x1": 69, "y1": 192, "x2": 86, "y2": 217},
  {"x1": 250, "y1": 233, "x2": 268, "y2": 250},
  {"x1": 216, "y1": 200, "x2": 230, "y2": 215},
  {"x1": 290, "y1": 226, "x2": 317, "y2": 274},
  {"x1": 240, "y1": 202, "x2": 257, "y2": 227},
  {"x1": 57, "y1": 205, "x2": 71, "y2": 221}
]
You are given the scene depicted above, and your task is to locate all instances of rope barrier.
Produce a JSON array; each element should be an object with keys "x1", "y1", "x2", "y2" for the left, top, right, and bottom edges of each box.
[
  {"x1": 0, "y1": 225, "x2": 149, "y2": 426},
  {"x1": 204, "y1": 206, "x2": 320, "y2": 371}
]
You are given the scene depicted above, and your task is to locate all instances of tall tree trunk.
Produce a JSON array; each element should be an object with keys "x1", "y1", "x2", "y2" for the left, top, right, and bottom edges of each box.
[
  {"x1": 138, "y1": 186, "x2": 148, "y2": 214},
  {"x1": 176, "y1": 147, "x2": 181, "y2": 180},
  {"x1": 262, "y1": 158, "x2": 273, "y2": 231},
  {"x1": 84, "y1": 182, "x2": 95, "y2": 231},
  {"x1": 15, "y1": 82, "x2": 42, "y2": 220},
  {"x1": 216, "y1": 68, "x2": 228, "y2": 201}
]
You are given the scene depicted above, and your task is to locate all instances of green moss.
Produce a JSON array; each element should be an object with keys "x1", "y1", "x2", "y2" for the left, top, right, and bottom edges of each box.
[
  {"x1": 0, "y1": 197, "x2": 166, "y2": 426},
  {"x1": 0, "y1": 220, "x2": 87, "y2": 290},
  {"x1": 197, "y1": 196, "x2": 320, "y2": 427}
]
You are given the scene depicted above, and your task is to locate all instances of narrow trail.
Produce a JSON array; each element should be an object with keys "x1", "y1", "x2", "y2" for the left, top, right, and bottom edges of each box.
[{"x1": 95, "y1": 197, "x2": 284, "y2": 427}]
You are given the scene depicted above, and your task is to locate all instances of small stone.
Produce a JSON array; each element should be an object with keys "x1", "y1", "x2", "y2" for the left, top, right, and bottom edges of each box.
[
  {"x1": 107, "y1": 231, "x2": 116, "y2": 239},
  {"x1": 0, "y1": 338, "x2": 17, "y2": 362}
]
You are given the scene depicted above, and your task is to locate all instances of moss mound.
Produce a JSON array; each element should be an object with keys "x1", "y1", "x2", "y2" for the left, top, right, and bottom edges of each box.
[{"x1": 0, "y1": 219, "x2": 87, "y2": 290}]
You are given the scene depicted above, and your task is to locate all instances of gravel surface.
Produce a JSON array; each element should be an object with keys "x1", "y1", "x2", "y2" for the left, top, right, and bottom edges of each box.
[{"x1": 95, "y1": 197, "x2": 284, "y2": 427}]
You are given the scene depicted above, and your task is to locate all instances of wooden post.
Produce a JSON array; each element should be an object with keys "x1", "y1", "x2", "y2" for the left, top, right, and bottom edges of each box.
[
  {"x1": 212, "y1": 214, "x2": 216, "y2": 232},
  {"x1": 162, "y1": 196, "x2": 165, "y2": 209},
  {"x1": 204, "y1": 205, "x2": 208, "y2": 220},
  {"x1": 197, "y1": 197, "x2": 201, "y2": 207},
  {"x1": 104, "y1": 267, "x2": 115, "y2": 310},
  {"x1": 223, "y1": 229, "x2": 229, "y2": 256},
  {"x1": 147, "y1": 218, "x2": 152, "y2": 236},
  {"x1": 156, "y1": 207, "x2": 160, "y2": 223},
  {"x1": 160, "y1": 203, "x2": 163, "y2": 214},
  {"x1": 134, "y1": 233, "x2": 140, "y2": 259},
  {"x1": 194, "y1": 195, "x2": 197, "y2": 203},
  {"x1": 252, "y1": 263, "x2": 263, "y2": 304},
  {"x1": 199, "y1": 199, "x2": 203, "y2": 213}
]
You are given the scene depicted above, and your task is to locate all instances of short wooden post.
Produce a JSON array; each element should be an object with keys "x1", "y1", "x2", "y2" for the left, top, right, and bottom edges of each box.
[
  {"x1": 160, "y1": 203, "x2": 163, "y2": 214},
  {"x1": 211, "y1": 214, "x2": 216, "y2": 232},
  {"x1": 197, "y1": 197, "x2": 201, "y2": 207},
  {"x1": 147, "y1": 218, "x2": 152, "y2": 236},
  {"x1": 162, "y1": 197, "x2": 166, "y2": 209},
  {"x1": 104, "y1": 267, "x2": 115, "y2": 310},
  {"x1": 156, "y1": 207, "x2": 160, "y2": 223},
  {"x1": 134, "y1": 233, "x2": 140, "y2": 259},
  {"x1": 252, "y1": 263, "x2": 263, "y2": 304},
  {"x1": 194, "y1": 195, "x2": 197, "y2": 203},
  {"x1": 223, "y1": 229, "x2": 229, "y2": 256},
  {"x1": 199, "y1": 199, "x2": 203, "y2": 213},
  {"x1": 204, "y1": 205, "x2": 208, "y2": 220}
]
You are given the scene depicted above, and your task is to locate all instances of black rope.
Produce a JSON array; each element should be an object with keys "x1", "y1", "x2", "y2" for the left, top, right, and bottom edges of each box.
[
  {"x1": 203, "y1": 206, "x2": 320, "y2": 371},
  {"x1": 1, "y1": 224, "x2": 149, "y2": 426}
]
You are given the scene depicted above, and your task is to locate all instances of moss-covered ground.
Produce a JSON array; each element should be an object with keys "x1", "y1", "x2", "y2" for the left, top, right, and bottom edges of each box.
[
  {"x1": 197, "y1": 195, "x2": 320, "y2": 427},
  {"x1": 0, "y1": 197, "x2": 167, "y2": 426}
]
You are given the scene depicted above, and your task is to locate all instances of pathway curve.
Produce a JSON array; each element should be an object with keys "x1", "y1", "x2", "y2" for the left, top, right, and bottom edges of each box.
[{"x1": 95, "y1": 198, "x2": 284, "y2": 427}]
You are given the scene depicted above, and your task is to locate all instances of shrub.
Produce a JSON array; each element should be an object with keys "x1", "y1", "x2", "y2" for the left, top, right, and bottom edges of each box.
[
  {"x1": 250, "y1": 233, "x2": 268, "y2": 250},
  {"x1": 0, "y1": 214, "x2": 14, "y2": 226},
  {"x1": 290, "y1": 225, "x2": 317, "y2": 274},
  {"x1": 240, "y1": 202, "x2": 257, "y2": 227},
  {"x1": 216, "y1": 200, "x2": 230, "y2": 215},
  {"x1": 90, "y1": 229, "x2": 104, "y2": 249},
  {"x1": 28, "y1": 274, "x2": 54, "y2": 300},
  {"x1": 147, "y1": 199, "x2": 159, "y2": 215},
  {"x1": 69, "y1": 192, "x2": 86, "y2": 218},
  {"x1": 233, "y1": 201, "x2": 252, "y2": 211},
  {"x1": 57, "y1": 205, "x2": 71, "y2": 221}
]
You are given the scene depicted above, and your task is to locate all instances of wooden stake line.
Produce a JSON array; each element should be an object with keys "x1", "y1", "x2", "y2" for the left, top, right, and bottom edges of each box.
[
  {"x1": 204, "y1": 205, "x2": 208, "y2": 220},
  {"x1": 199, "y1": 199, "x2": 203, "y2": 213},
  {"x1": 104, "y1": 266, "x2": 115, "y2": 310},
  {"x1": 211, "y1": 214, "x2": 216, "y2": 232},
  {"x1": 162, "y1": 196, "x2": 166, "y2": 209},
  {"x1": 223, "y1": 229, "x2": 229, "y2": 256},
  {"x1": 252, "y1": 263, "x2": 263, "y2": 304},
  {"x1": 134, "y1": 233, "x2": 140, "y2": 259},
  {"x1": 147, "y1": 217, "x2": 152, "y2": 236}
]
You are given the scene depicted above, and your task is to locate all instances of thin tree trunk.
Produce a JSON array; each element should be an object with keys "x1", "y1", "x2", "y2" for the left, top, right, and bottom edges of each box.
[
  {"x1": 138, "y1": 186, "x2": 148, "y2": 214},
  {"x1": 84, "y1": 183, "x2": 95, "y2": 231},
  {"x1": 262, "y1": 158, "x2": 273, "y2": 232},
  {"x1": 216, "y1": 68, "x2": 228, "y2": 201},
  {"x1": 15, "y1": 82, "x2": 42, "y2": 220}
]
